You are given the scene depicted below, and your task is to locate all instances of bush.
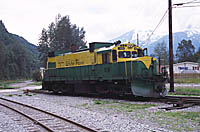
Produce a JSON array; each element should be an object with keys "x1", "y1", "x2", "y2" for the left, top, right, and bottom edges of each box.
[{"x1": 32, "y1": 70, "x2": 42, "y2": 81}]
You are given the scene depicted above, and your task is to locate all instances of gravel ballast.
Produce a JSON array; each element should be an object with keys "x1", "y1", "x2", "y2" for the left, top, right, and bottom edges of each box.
[
  {"x1": 0, "y1": 107, "x2": 27, "y2": 132},
  {"x1": 0, "y1": 90, "x2": 200, "y2": 132}
]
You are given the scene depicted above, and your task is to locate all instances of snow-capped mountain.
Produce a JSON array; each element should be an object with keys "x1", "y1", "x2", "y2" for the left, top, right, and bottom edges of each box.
[
  {"x1": 110, "y1": 27, "x2": 200, "y2": 55},
  {"x1": 148, "y1": 29, "x2": 200, "y2": 54},
  {"x1": 110, "y1": 29, "x2": 162, "y2": 47}
]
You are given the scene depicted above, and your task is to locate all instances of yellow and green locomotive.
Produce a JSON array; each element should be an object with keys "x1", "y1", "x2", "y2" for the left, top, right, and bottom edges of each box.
[{"x1": 42, "y1": 41, "x2": 168, "y2": 97}]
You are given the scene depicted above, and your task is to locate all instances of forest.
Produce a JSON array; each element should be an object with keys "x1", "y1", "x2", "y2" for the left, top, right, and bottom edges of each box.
[
  {"x1": 0, "y1": 20, "x2": 39, "y2": 80},
  {"x1": 0, "y1": 14, "x2": 86, "y2": 80}
]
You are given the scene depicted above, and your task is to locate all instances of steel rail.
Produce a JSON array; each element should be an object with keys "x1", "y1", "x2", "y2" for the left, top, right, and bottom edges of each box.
[
  {"x1": 0, "y1": 97, "x2": 98, "y2": 132},
  {"x1": 161, "y1": 96, "x2": 200, "y2": 105},
  {"x1": 165, "y1": 95, "x2": 200, "y2": 99},
  {"x1": 0, "y1": 102, "x2": 54, "y2": 132}
]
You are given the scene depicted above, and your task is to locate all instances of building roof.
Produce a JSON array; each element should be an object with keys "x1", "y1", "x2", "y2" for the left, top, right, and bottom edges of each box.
[
  {"x1": 174, "y1": 62, "x2": 199, "y2": 66},
  {"x1": 166, "y1": 62, "x2": 199, "y2": 67}
]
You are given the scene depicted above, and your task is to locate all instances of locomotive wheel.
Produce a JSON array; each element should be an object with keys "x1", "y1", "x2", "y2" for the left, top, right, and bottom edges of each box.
[
  {"x1": 113, "y1": 86, "x2": 124, "y2": 96},
  {"x1": 62, "y1": 84, "x2": 75, "y2": 95},
  {"x1": 95, "y1": 85, "x2": 109, "y2": 95},
  {"x1": 52, "y1": 84, "x2": 59, "y2": 94}
]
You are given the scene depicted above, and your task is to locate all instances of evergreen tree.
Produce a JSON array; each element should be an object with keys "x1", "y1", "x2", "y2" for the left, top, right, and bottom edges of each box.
[
  {"x1": 194, "y1": 47, "x2": 200, "y2": 63},
  {"x1": 0, "y1": 42, "x2": 9, "y2": 79},
  {"x1": 71, "y1": 25, "x2": 86, "y2": 48},
  {"x1": 38, "y1": 14, "x2": 86, "y2": 67},
  {"x1": 151, "y1": 41, "x2": 169, "y2": 65},
  {"x1": 38, "y1": 29, "x2": 49, "y2": 67},
  {"x1": 176, "y1": 39, "x2": 195, "y2": 62},
  {"x1": 54, "y1": 15, "x2": 73, "y2": 50}
]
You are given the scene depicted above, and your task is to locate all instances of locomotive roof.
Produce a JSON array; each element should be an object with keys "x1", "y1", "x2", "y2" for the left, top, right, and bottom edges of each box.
[{"x1": 96, "y1": 45, "x2": 115, "y2": 54}]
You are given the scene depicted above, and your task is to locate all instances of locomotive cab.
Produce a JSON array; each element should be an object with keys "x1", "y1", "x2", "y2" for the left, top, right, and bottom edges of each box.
[{"x1": 111, "y1": 43, "x2": 147, "y2": 63}]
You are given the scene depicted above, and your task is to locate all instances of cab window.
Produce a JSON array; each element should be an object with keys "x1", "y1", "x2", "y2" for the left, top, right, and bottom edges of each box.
[
  {"x1": 112, "y1": 50, "x2": 117, "y2": 62},
  {"x1": 118, "y1": 51, "x2": 131, "y2": 58},
  {"x1": 102, "y1": 53, "x2": 110, "y2": 64},
  {"x1": 138, "y1": 49, "x2": 144, "y2": 57},
  {"x1": 132, "y1": 51, "x2": 137, "y2": 58}
]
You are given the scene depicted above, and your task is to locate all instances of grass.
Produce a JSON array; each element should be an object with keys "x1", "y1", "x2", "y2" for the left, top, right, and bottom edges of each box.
[
  {"x1": 94, "y1": 100, "x2": 116, "y2": 105},
  {"x1": 0, "y1": 79, "x2": 27, "y2": 84},
  {"x1": 0, "y1": 79, "x2": 40, "y2": 89},
  {"x1": 5, "y1": 93, "x2": 36, "y2": 97},
  {"x1": 156, "y1": 111, "x2": 200, "y2": 122},
  {"x1": 117, "y1": 102, "x2": 157, "y2": 111},
  {"x1": 90, "y1": 99, "x2": 200, "y2": 131},
  {"x1": 155, "y1": 111, "x2": 200, "y2": 131},
  {"x1": 7, "y1": 94, "x2": 13, "y2": 97},
  {"x1": 0, "y1": 79, "x2": 28, "y2": 89},
  {"x1": 0, "y1": 82, "x2": 13, "y2": 89},
  {"x1": 93, "y1": 100, "x2": 157, "y2": 112},
  {"x1": 174, "y1": 78, "x2": 200, "y2": 83},
  {"x1": 81, "y1": 103, "x2": 88, "y2": 107},
  {"x1": 168, "y1": 87, "x2": 200, "y2": 96},
  {"x1": 29, "y1": 81, "x2": 42, "y2": 86}
]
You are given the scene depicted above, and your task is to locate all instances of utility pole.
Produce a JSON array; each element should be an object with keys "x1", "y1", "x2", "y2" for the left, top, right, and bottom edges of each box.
[
  {"x1": 137, "y1": 34, "x2": 139, "y2": 46},
  {"x1": 168, "y1": 0, "x2": 175, "y2": 92}
]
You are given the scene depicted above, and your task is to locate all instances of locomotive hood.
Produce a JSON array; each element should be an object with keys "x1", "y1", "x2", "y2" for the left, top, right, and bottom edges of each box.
[{"x1": 117, "y1": 56, "x2": 156, "y2": 69}]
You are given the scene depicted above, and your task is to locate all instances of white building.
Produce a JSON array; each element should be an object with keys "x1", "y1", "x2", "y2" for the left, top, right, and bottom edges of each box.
[{"x1": 166, "y1": 62, "x2": 200, "y2": 74}]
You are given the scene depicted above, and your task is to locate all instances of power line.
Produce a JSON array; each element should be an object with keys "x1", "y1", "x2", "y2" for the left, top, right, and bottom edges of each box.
[
  {"x1": 173, "y1": 5, "x2": 200, "y2": 8},
  {"x1": 144, "y1": 0, "x2": 200, "y2": 45},
  {"x1": 185, "y1": 0, "x2": 200, "y2": 3},
  {"x1": 144, "y1": 9, "x2": 168, "y2": 44},
  {"x1": 173, "y1": 0, "x2": 200, "y2": 6}
]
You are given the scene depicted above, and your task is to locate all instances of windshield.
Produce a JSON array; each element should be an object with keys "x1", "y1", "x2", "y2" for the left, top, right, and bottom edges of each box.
[
  {"x1": 132, "y1": 51, "x2": 137, "y2": 58},
  {"x1": 118, "y1": 51, "x2": 131, "y2": 58}
]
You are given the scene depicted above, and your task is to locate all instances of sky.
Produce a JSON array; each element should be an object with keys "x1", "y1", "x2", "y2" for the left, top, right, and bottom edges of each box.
[{"x1": 0, "y1": 0, "x2": 200, "y2": 45}]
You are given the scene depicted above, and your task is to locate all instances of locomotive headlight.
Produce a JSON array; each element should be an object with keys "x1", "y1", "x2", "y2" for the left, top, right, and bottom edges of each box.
[{"x1": 128, "y1": 45, "x2": 133, "y2": 48}]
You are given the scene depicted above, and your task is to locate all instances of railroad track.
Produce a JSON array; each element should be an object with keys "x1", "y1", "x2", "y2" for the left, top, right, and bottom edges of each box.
[
  {"x1": 29, "y1": 89, "x2": 200, "y2": 111},
  {"x1": 163, "y1": 95, "x2": 200, "y2": 105},
  {"x1": 158, "y1": 96, "x2": 200, "y2": 110},
  {"x1": 30, "y1": 89, "x2": 200, "y2": 104},
  {"x1": 0, "y1": 97, "x2": 98, "y2": 132}
]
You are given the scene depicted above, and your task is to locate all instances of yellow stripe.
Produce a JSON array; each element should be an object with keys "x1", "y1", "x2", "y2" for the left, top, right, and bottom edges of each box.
[
  {"x1": 131, "y1": 61, "x2": 133, "y2": 76},
  {"x1": 118, "y1": 56, "x2": 156, "y2": 69},
  {"x1": 125, "y1": 61, "x2": 127, "y2": 77}
]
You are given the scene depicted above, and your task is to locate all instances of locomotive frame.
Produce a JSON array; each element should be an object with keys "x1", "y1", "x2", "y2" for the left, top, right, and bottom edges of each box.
[{"x1": 42, "y1": 41, "x2": 168, "y2": 97}]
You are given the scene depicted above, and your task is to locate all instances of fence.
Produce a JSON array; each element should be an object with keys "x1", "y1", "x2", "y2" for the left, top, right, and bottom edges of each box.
[{"x1": 174, "y1": 73, "x2": 200, "y2": 79}]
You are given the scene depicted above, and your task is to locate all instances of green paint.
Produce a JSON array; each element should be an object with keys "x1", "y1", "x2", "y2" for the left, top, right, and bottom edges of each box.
[{"x1": 48, "y1": 62, "x2": 56, "y2": 68}]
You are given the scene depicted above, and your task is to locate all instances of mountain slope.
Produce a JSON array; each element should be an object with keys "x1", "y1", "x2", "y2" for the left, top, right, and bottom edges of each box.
[
  {"x1": 11, "y1": 34, "x2": 39, "y2": 55},
  {"x1": 0, "y1": 20, "x2": 39, "y2": 79},
  {"x1": 146, "y1": 30, "x2": 200, "y2": 54},
  {"x1": 0, "y1": 20, "x2": 38, "y2": 55},
  {"x1": 110, "y1": 28, "x2": 200, "y2": 55}
]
